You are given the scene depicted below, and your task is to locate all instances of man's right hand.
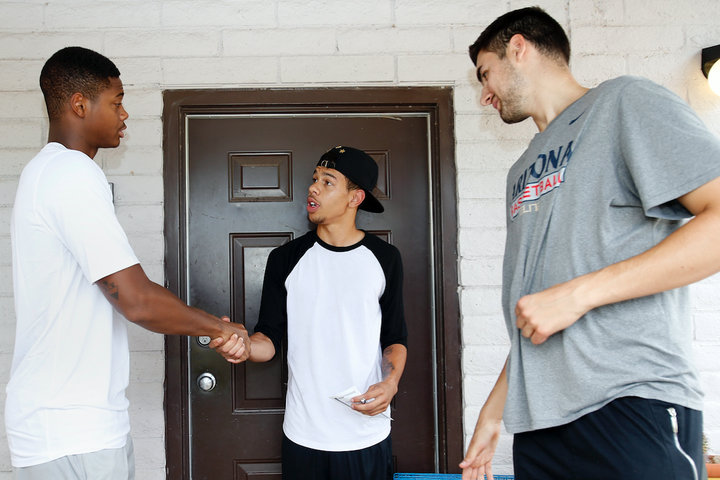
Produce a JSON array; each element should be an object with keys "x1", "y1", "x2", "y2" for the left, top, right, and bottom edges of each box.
[
  {"x1": 209, "y1": 317, "x2": 251, "y2": 363},
  {"x1": 459, "y1": 418, "x2": 502, "y2": 480}
]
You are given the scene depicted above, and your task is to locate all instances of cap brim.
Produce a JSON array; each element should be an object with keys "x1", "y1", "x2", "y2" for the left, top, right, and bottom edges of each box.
[{"x1": 359, "y1": 190, "x2": 384, "y2": 213}]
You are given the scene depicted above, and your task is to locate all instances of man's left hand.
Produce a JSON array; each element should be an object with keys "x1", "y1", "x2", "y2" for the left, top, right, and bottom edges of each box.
[{"x1": 351, "y1": 381, "x2": 397, "y2": 416}]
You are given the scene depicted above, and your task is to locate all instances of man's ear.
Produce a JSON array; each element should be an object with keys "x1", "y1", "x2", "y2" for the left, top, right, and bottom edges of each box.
[
  {"x1": 70, "y1": 92, "x2": 87, "y2": 118},
  {"x1": 507, "y1": 33, "x2": 528, "y2": 64},
  {"x1": 349, "y1": 189, "x2": 366, "y2": 209}
]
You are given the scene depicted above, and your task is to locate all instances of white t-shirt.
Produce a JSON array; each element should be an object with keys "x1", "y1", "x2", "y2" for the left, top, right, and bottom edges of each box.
[{"x1": 6, "y1": 143, "x2": 139, "y2": 467}]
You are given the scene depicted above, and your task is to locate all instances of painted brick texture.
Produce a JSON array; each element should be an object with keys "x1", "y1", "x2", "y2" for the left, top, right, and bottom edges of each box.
[{"x1": 1, "y1": 1, "x2": 720, "y2": 478}]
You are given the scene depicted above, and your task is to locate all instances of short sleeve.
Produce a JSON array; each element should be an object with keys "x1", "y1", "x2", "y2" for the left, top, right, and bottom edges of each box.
[
  {"x1": 617, "y1": 78, "x2": 720, "y2": 219},
  {"x1": 42, "y1": 154, "x2": 138, "y2": 283}
]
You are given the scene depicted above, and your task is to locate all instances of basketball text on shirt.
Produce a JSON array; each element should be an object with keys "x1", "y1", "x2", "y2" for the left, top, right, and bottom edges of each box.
[{"x1": 510, "y1": 140, "x2": 573, "y2": 219}]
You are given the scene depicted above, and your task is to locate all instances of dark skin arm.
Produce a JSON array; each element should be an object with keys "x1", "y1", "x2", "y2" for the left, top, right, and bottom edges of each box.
[
  {"x1": 98, "y1": 264, "x2": 249, "y2": 361},
  {"x1": 351, "y1": 343, "x2": 407, "y2": 417}
]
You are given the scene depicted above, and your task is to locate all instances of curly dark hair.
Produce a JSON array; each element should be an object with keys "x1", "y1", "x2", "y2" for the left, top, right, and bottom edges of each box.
[
  {"x1": 469, "y1": 7, "x2": 570, "y2": 69},
  {"x1": 40, "y1": 46, "x2": 121, "y2": 121}
]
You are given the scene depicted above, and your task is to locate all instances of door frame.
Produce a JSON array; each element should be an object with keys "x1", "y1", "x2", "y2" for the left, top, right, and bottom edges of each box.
[{"x1": 162, "y1": 87, "x2": 461, "y2": 478}]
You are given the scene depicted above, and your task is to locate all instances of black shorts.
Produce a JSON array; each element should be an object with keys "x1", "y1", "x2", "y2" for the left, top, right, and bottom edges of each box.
[
  {"x1": 513, "y1": 396, "x2": 705, "y2": 480},
  {"x1": 281, "y1": 433, "x2": 393, "y2": 480}
]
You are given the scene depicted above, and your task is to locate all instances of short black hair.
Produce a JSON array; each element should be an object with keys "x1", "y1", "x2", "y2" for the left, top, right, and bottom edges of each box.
[
  {"x1": 345, "y1": 177, "x2": 360, "y2": 193},
  {"x1": 40, "y1": 46, "x2": 121, "y2": 121},
  {"x1": 469, "y1": 7, "x2": 570, "y2": 68}
]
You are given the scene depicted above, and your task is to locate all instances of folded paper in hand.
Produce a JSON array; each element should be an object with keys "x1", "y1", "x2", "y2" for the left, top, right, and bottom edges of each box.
[{"x1": 330, "y1": 386, "x2": 392, "y2": 420}]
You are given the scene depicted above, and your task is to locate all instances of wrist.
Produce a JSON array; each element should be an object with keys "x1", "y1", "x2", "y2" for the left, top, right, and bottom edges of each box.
[
  {"x1": 215, "y1": 318, "x2": 233, "y2": 339},
  {"x1": 570, "y1": 270, "x2": 610, "y2": 314},
  {"x1": 379, "y1": 377, "x2": 399, "y2": 394},
  {"x1": 478, "y1": 410, "x2": 503, "y2": 426}
]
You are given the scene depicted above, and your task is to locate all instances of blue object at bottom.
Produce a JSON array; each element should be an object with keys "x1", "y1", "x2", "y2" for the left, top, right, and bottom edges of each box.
[{"x1": 394, "y1": 475, "x2": 514, "y2": 480}]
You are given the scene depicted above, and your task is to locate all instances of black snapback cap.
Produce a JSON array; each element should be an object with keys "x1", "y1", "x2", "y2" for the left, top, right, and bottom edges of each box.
[{"x1": 317, "y1": 146, "x2": 384, "y2": 213}]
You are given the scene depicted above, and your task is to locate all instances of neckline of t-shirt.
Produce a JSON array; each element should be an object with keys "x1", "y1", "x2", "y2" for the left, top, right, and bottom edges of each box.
[
  {"x1": 540, "y1": 80, "x2": 606, "y2": 134},
  {"x1": 45, "y1": 142, "x2": 93, "y2": 160},
  {"x1": 313, "y1": 230, "x2": 366, "y2": 253},
  {"x1": 46, "y1": 141, "x2": 71, "y2": 153}
]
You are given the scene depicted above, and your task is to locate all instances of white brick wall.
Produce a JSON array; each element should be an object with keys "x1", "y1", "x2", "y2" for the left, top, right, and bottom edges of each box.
[{"x1": 1, "y1": 1, "x2": 719, "y2": 477}]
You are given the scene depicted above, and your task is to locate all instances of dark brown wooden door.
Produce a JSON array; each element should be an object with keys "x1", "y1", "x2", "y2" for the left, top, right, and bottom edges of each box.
[{"x1": 186, "y1": 114, "x2": 435, "y2": 478}]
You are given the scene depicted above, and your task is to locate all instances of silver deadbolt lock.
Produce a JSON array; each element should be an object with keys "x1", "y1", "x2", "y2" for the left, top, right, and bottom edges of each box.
[{"x1": 197, "y1": 372, "x2": 216, "y2": 392}]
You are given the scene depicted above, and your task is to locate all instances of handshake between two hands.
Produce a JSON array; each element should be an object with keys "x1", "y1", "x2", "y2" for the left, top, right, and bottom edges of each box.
[{"x1": 207, "y1": 316, "x2": 251, "y2": 363}]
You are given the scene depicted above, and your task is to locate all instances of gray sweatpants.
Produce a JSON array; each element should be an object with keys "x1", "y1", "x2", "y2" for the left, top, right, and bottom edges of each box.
[{"x1": 14, "y1": 434, "x2": 135, "y2": 480}]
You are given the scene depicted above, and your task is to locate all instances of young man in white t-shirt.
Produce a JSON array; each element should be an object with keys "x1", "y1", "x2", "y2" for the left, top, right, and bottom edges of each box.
[
  {"x1": 6, "y1": 46, "x2": 249, "y2": 480},
  {"x1": 220, "y1": 146, "x2": 408, "y2": 480}
]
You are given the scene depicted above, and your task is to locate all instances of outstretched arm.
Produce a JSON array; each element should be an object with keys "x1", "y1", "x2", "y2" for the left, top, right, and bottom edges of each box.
[
  {"x1": 460, "y1": 358, "x2": 508, "y2": 480},
  {"x1": 516, "y1": 175, "x2": 720, "y2": 345},
  {"x1": 97, "y1": 264, "x2": 249, "y2": 361},
  {"x1": 351, "y1": 343, "x2": 407, "y2": 417}
]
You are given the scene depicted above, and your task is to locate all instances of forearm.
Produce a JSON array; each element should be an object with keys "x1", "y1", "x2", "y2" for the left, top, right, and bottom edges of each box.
[
  {"x1": 571, "y1": 204, "x2": 720, "y2": 313},
  {"x1": 247, "y1": 332, "x2": 276, "y2": 362},
  {"x1": 123, "y1": 282, "x2": 227, "y2": 336},
  {"x1": 517, "y1": 203, "x2": 720, "y2": 345},
  {"x1": 380, "y1": 343, "x2": 407, "y2": 388},
  {"x1": 516, "y1": 178, "x2": 720, "y2": 345},
  {"x1": 477, "y1": 358, "x2": 508, "y2": 425},
  {"x1": 99, "y1": 264, "x2": 233, "y2": 340}
]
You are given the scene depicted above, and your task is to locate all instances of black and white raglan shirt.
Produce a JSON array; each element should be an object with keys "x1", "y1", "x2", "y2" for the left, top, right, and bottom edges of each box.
[{"x1": 254, "y1": 229, "x2": 407, "y2": 452}]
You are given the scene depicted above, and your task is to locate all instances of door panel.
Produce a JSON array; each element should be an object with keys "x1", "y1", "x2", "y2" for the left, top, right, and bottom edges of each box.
[
  {"x1": 230, "y1": 234, "x2": 289, "y2": 412},
  {"x1": 186, "y1": 114, "x2": 435, "y2": 478}
]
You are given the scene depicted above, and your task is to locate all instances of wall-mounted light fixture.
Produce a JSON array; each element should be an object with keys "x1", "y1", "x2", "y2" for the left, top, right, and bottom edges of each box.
[{"x1": 702, "y1": 44, "x2": 720, "y2": 96}]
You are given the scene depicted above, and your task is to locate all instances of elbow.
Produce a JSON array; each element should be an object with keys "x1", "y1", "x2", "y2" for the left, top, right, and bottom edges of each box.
[
  {"x1": 116, "y1": 291, "x2": 155, "y2": 328},
  {"x1": 119, "y1": 304, "x2": 147, "y2": 326}
]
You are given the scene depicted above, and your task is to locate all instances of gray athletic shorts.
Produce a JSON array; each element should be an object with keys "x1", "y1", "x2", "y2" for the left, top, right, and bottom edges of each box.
[{"x1": 14, "y1": 434, "x2": 135, "y2": 480}]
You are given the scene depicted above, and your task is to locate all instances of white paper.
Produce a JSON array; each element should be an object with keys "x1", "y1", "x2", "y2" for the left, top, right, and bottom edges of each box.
[{"x1": 329, "y1": 386, "x2": 392, "y2": 420}]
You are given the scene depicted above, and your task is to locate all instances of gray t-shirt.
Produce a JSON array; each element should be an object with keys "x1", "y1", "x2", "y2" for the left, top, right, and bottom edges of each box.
[{"x1": 502, "y1": 76, "x2": 720, "y2": 434}]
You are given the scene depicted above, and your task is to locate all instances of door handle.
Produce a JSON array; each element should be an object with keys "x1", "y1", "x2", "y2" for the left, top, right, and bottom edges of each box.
[{"x1": 197, "y1": 372, "x2": 217, "y2": 392}]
